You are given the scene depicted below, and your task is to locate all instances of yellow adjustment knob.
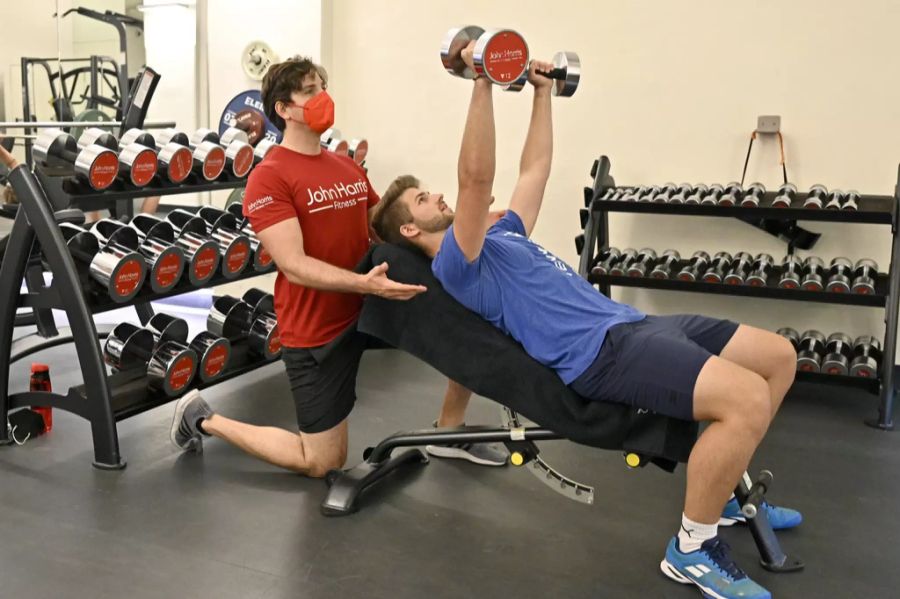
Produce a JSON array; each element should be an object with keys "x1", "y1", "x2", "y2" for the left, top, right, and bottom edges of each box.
[
  {"x1": 510, "y1": 452, "x2": 524, "y2": 466},
  {"x1": 625, "y1": 453, "x2": 642, "y2": 468}
]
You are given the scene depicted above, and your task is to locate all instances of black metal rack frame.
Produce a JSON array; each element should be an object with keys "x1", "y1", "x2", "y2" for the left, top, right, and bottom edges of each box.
[
  {"x1": 0, "y1": 166, "x2": 272, "y2": 468},
  {"x1": 576, "y1": 156, "x2": 900, "y2": 430}
]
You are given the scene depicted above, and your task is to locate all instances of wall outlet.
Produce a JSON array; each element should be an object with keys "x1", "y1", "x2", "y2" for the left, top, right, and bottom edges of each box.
[{"x1": 757, "y1": 115, "x2": 781, "y2": 134}]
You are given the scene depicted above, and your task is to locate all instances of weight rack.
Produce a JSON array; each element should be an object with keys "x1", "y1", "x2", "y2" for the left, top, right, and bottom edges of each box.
[
  {"x1": 576, "y1": 156, "x2": 900, "y2": 430},
  {"x1": 0, "y1": 164, "x2": 275, "y2": 468}
]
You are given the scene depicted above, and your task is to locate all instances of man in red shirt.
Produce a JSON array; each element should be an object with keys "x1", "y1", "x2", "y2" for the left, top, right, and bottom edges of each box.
[{"x1": 170, "y1": 57, "x2": 506, "y2": 476}]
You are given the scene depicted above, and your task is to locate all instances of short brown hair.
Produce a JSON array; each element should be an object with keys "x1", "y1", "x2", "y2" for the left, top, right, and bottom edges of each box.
[
  {"x1": 372, "y1": 175, "x2": 420, "y2": 246},
  {"x1": 261, "y1": 56, "x2": 328, "y2": 132}
]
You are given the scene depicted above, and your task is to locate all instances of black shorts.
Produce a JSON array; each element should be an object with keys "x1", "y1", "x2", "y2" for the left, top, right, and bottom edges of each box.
[
  {"x1": 569, "y1": 314, "x2": 739, "y2": 421},
  {"x1": 281, "y1": 325, "x2": 391, "y2": 434}
]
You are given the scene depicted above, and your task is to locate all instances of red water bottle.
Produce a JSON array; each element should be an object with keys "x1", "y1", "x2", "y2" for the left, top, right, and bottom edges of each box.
[{"x1": 29, "y1": 363, "x2": 52, "y2": 432}]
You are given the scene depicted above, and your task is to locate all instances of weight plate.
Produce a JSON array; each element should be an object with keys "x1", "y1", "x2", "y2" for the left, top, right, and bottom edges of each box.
[
  {"x1": 71, "y1": 109, "x2": 114, "y2": 145},
  {"x1": 218, "y1": 90, "x2": 282, "y2": 147}
]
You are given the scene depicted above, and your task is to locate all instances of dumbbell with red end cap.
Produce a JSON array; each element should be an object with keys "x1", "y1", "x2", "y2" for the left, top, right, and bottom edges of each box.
[
  {"x1": 241, "y1": 289, "x2": 282, "y2": 359},
  {"x1": 144, "y1": 313, "x2": 198, "y2": 396},
  {"x1": 197, "y1": 206, "x2": 252, "y2": 278},
  {"x1": 627, "y1": 248, "x2": 658, "y2": 277},
  {"x1": 700, "y1": 184, "x2": 725, "y2": 206},
  {"x1": 825, "y1": 257, "x2": 853, "y2": 293},
  {"x1": 776, "y1": 327, "x2": 800, "y2": 350},
  {"x1": 718, "y1": 182, "x2": 743, "y2": 207},
  {"x1": 723, "y1": 252, "x2": 753, "y2": 285},
  {"x1": 208, "y1": 295, "x2": 282, "y2": 359},
  {"x1": 441, "y1": 26, "x2": 528, "y2": 84},
  {"x1": 685, "y1": 184, "x2": 709, "y2": 205},
  {"x1": 80, "y1": 127, "x2": 158, "y2": 187},
  {"x1": 87, "y1": 219, "x2": 152, "y2": 301},
  {"x1": 850, "y1": 336, "x2": 882, "y2": 378},
  {"x1": 347, "y1": 139, "x2": 368, "y2": 166},
  {"x1": 609, "y1": 248, "x2": 638, "y2": 276},
  {"x1": 225, "y1": 203, "x2": 275, "y2": 272},
  {"x1": 242, "y1": 288, "x2": 275, "y2": 317},
  {"x1": 57, "y1": 222, "x2": 147, "y2": 302},
  {"x1": 103, "y1": 322, "x2": 155, "y2": 371},
  {"x1": 591, "y1": 247, "x2": 621, "y2": 277},
  {"x1": 650, "y1": 249, "x2": 680, "y2": 279},
  {"x1": 190, "y1": 331, "x2": 232, "y2": 383},
  {"x1": 778, "y1": 255, "x2": 803, "y2": 289},
  {"x1": 842, "y1": 190, "x2": 860, "y2": 211},
  {"x1": 677, "y1": 251, "x2": 710, "y2": 282},
  {"x1": 100, "y1": 216, "x2": 185, "y2": 294},
  {"x1": 772, "y1": 183, "x2": 797, "y2": 208},
  {"x1": 165, "y1": 209, "x2": 222, "y2": 286},
  {"x1": 824, "y1": 189, "x2": 844, "y2": 210},
  {"x1": 103, "y1": 320, "x2": 197, "y2": 397},
  {"x1": 218, "y1": 127, "x2": 256, "y2": 178},
  {"x1": 253, "y1": 138, "x2": 277, "y2": 164},
  {"x1": 741, "y1": 182, "x2": 766, "y2": 208},
  {"x1": 822, "y1": 332, "x2": 854, "y2": 375},
  {"x1": 796, "y1": 330, "x2": 826, "y2": 372},
  {"x1": 800, "y1": 256, "x2": 825, "y2": 291},
  {"x1": 851, "y1": 259, "x2": 879, "y2": 295},
  {"x1": 320, "y1": 128, "x2": 349, "y2": 156},
  {"x1": 31, "y1": 128, "x2": 119, "y2": 191},
  {"x1": 745, "y1": 253, "x2": 774, "y2": 286},
  {"x1": 803, "y1": 184, "x2": 828, "y2": 209},
  {"x1": 159, "y1": 128, "x2": 225, "y2": 181},
  {"x1": 702, "y1": 252, "x2": 733, "y2": 283},
  {"x1": 668, "y1": 184, "x2": 694, "y2": 205},
  {"x1": 152, "y1": 129, "x2": 194, "y2": 183}
]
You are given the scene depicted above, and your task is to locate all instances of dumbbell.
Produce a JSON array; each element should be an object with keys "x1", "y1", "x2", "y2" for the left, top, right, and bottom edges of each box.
[
  {"x1": 776, "y1": 327, "x2": 800, "y2": 350},
  {"x1": 778, "y1": 255, "x2": 803, "y2": 289},
  {"x1": 745, "y1": 253, "x2": 774, "y2": 287},
  {"x1": 208, "y1": 295, "x2": 282, "y2": 359},
  {"x1": 151, "y1": 129, "x2": 194, "y2": 183},
  {"x1": 144, "y1": 313, "x2": 199, "y2": 396},
  {"x1": 685, "y1": 184, "x2": 708, "y2": 205},
  {"x1": 441, "y1": 26, "x2": 529, "y2": 84},
  {"x1": 225, "y1": 203, "x2": 276, "y2": 272},
  {"x1": 842, "y1": 190, "x2": 860, "y2": 211},
  {"x1": 103, "y1": 320, "x2": 197, "y2": 397},
  {"x1": 242, "y1": 288, "x2": 275, "y2": 317},
  {"x1": 668, "y1": 183, "x2": 694, "y2": 205},
  {"x1": 190, "y1": 331, "x2": 232, "y2": 383},
  {"x1": 503, "y1": 51, "x2": 581, "y2": 97},
  {"x1": 700, "y1": 184, "x2": 725, "y2": 206},
  {"x1": 851, "y1": 259, "x2": 879, "y2": 295},
  {"x1": 627, "y1": 248, "x2": 658, "y2": 277},
  {"x1": 653, "y1": 183, "x2": 677, "y2": 203},
  {"x1": 825, "y1": 257, "x2": 853, "y2": 293},
  {"x1": 57, "y1": 222, "x2": 147, "y2": 302},
  {"x1": 31, "y1": 128, "x2": 119, "y2": 191},
  {"x1": 796, "y1": 330, "x2": 826, "y2": 372},
  {"x1": 241, "y1": 289, "x2": 282, "y2": 360},
  {"x1": 850, "y1": 336, "x2": 882, "y2": 378},
  {"x1": 619, "y1": 187, "x2": 643, "y2": 202},
  {"x1": 320, "y1": 128, "x2": 349, "y2": 155},
  {"x1": 608, "y1": 248, "x2": 638, "y2": 276},
  {"x1": 590, "y1": 247, "x2": 621, "y2": 276},
  {"x1": 99, "y1": 216, "x2": 185, "y2": 294},
  {"x1": 701, "y1": 252, "x2": 733, "y2": 283},
  {"x1": 253, "y1": 138, "x2": 277, "y2": 164},
  {"x1": 822, "y1": 332, "x2": 854, "y2": 375},
  {"x1": 718, "y1": 182, "x2": 743, "y2": 207},
  {"x1": 636, "y1": 187, "x2": 659, "y2": 203},
  {"x1": 741, "y1": 182, "x2": 766, "y2": 208},
  {"x1": 192, "y1": 128, "x2": 254, "y2": 178},
  {"x1": 197, "y1": 206, "x2": 253, "y2": 278},
  {"x1": 347, "y1": 138, "x2": 368, "y2": 165},
  {"x1": 677, "y1": 251, "x2": 710, "y2": 282},
  {"x1": 650, "y1": 249, "x2": 680, "y2": 279},
  {"x1": 772, "y1": 183, "x2": 797, "y2": 208},
  {"x1": 81, "y1": 128, "x2": 159, "y2": 187},
  {"x1": 801, "y1": 256, "x2": 825, "y2": 291},
  {"x1": 158, "y1": 128, "x2": 225, "y2": 181},
  {"x1": 165, "y1": 209, "x2": 222, "y2": 286},
  {"x1": 824, "y1": 189, "x2": 844, "y2": 210},
  {"x1": 723, "y1": 252, "x2": 753, "y2": 285},
  {"x1": 803, "y1": 184, "x2": 828, "y2": 209},
  {"x1": 132, "y1": 213, "x2": 213, "y2": 289}
]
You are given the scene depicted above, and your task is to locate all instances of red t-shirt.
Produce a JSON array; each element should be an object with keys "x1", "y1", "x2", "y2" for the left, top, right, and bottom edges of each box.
[{"x1": 243, "y1": 146, "x2": 380, "y2": 348}]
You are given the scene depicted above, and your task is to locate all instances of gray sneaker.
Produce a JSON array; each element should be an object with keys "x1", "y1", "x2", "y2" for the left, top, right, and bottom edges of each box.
[
  {"x1": 425, "y1": 423, "x2": 509, "y2": 466},
  {"x1": 170, "y1": 390, "x2": 214, "y2": 453}
]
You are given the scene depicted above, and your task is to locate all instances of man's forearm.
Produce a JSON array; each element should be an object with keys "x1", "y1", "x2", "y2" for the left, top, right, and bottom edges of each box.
[
  {"x1": 519, "y1": 88, "x2": 552, "y2": 177},
  {"x1": 458, "y1": 79, "x2": 495, "y2": 187},
  {"x1": 282, "y1": 253, "x2": 366, "y2": 294}
]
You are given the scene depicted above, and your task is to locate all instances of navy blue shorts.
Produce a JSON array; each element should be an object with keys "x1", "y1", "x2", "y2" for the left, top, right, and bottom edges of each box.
[{"x1": 569, "y1": 314, "x2": 740, "y2": 421}]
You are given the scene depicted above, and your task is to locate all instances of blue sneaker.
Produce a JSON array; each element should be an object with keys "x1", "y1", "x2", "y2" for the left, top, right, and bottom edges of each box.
[
  {"x1": 720, "y1": 497, "x2": 803, "y2": 530},
  {"x1": 661, "y1": 536, "x2": 771, "y2": 599}
]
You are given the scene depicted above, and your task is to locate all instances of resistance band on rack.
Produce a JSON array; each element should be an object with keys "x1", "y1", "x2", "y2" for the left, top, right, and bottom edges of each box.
[{"x1": 740, "y1": 131, "x2": 788, "y2": 187}]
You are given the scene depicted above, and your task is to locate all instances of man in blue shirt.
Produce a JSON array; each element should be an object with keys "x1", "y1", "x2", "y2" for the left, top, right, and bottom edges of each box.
[{"x1": 372, "y1": 45, "x2": 801, "y2": 599}]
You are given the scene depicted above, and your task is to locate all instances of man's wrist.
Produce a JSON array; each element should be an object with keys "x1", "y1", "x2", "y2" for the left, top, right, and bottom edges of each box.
[{"x1": 352, "y1": 273, "x2": 371, "y2": 295}]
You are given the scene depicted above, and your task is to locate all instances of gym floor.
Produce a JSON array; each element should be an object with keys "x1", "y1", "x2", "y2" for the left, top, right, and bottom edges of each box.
[{"x1": 0, "y1": 342, "x2": 897, "y2": 598}]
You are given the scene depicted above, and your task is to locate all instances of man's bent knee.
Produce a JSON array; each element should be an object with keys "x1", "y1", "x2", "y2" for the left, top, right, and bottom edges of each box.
[{"x1": 305, "y1": 452, "x2": 347, "y2": 478}]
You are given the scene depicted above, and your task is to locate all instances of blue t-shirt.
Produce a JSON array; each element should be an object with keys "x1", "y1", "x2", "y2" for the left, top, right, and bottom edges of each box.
[{"x1": 432, "y1": 211, "x2": 645, "y2": 384}]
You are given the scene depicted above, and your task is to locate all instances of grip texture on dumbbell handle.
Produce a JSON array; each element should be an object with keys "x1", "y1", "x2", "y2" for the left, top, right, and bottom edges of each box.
[{"x1": 536, "y1": 67, "x2": 566, "y2": 80}]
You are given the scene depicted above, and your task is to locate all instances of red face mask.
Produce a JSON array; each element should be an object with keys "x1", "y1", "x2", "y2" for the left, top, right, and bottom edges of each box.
[{"x1": 297, "y1": 91, "x2": 334, "y2": 134}]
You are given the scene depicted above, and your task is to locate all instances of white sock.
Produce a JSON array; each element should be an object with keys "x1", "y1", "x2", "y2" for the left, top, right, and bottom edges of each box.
[{"x1": 677, "y1": 514, "x2": 718, "y2": 553}]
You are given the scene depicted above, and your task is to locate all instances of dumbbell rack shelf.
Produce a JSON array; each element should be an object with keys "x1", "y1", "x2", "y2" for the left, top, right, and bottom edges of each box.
[
  {"x1": 577, "y1": 156, "x2": 900, "y2": 430},
  {"x1": 0, "y1": 166, "x2": 275, "y2": 468}
]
